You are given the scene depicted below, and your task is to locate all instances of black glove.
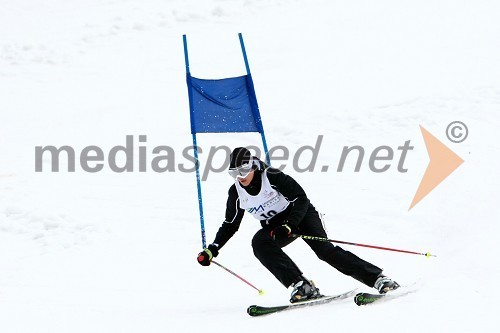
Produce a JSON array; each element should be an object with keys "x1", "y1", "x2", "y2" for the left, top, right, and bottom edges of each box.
[
  {"x1": 270, "y1": 224, "x2": 292, "y2": 240},
  {"x1": 197, "y1": 244, "x2": 219, "y2": 266}
]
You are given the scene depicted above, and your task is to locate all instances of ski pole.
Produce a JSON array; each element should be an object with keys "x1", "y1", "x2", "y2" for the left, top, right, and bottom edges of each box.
[
  {"x1": 293, "y1": 234, "x2": 436, "y2": 257},
  {"x1": 212, "y1": 260, "x2": 265, "y2": 295}
]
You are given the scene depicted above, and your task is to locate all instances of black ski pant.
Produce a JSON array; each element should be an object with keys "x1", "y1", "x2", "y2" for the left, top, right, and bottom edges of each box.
[{"x1": 252, "y1": 209, "x2": 383, "y2": 288}]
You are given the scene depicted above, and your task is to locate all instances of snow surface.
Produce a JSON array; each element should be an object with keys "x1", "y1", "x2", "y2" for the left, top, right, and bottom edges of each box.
[{"x1": 1, "y1": 0, "x2": 500, "y2": 332}]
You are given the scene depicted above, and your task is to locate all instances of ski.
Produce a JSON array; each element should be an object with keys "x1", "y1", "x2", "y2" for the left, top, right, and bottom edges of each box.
[
  {"x1": 247, "y1": 289, "x2": 357, "y2": 317},
  {"x1": 354, "y1": 292, "x2": 385, "y2": 306},
  {"x1": 354, "y1": 287, "x2": 416, "y2": 306}
]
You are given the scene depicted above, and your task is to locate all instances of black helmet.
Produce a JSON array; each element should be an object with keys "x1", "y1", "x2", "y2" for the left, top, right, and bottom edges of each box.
[
  {"x1": 229, "y1": 147, "x2": 252, "y2": 169},
  {"x1": 228, "y1": 147, "x2": 255, "y2": 179}
]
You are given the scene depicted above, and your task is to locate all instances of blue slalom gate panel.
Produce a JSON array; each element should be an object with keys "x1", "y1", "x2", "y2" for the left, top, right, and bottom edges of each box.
[{"x1": 187, "y1": 74, "x2": 263, "y2": 134}]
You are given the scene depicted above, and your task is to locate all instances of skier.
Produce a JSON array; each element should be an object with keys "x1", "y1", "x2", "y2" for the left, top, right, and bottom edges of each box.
[{"x1": 197, "y1": 147, "x2": 399, "y2": 303}]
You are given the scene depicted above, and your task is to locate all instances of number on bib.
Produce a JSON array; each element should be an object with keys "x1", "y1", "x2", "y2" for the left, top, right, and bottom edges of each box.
[{"x1": 260, "y1": 210, "x2": 277, "y2": 219}]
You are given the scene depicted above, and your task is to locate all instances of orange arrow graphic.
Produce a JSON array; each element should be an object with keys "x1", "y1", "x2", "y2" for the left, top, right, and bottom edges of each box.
[{"x1": 409, "y1": 125, "x2": 464, "y2": 210}]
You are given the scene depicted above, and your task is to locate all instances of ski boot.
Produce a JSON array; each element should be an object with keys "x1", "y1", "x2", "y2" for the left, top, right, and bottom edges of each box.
[
  {"x1": 374, "y1": 274, "x2": 400, "y2": 294},
  {"x1": 290, "y1": 278, "x2": 321, "y2": 303}
]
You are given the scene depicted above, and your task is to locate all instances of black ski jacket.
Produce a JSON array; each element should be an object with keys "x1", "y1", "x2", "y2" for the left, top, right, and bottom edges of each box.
[{"x1": 212, "y1": 162, "x2": 316, "y2": 249}]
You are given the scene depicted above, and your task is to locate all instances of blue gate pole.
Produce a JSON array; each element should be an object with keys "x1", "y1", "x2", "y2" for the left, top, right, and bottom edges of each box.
[
  {"x1": 238, "y1": 33, "x2": 271, "y2": 165},
  {"x1": 183, "y1": 34, "x2": 207, "y2": 248}
]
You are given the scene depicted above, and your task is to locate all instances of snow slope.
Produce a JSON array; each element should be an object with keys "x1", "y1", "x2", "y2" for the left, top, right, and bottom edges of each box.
[{"x1": 1, "y1": 0, "x2": 499, "y2": 332}]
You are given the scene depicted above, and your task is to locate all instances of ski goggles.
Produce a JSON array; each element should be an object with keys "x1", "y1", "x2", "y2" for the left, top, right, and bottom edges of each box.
[{"x1": 228, "y1": 157, "x2": 254, "y2": 179}]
